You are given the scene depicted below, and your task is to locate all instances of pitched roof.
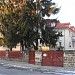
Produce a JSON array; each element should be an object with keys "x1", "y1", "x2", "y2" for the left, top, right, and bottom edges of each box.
[
  {"x1": 56, "y1": 23, "x2": 70, "y2": 29},
  {"x1": 56, "y1": 22, "x2": 75, "y2": 31}
]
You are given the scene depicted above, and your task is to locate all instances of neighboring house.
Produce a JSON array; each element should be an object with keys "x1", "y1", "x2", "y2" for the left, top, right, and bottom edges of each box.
[{"x1": 56, "y1": 23, "x2": 75, "y2": 50}]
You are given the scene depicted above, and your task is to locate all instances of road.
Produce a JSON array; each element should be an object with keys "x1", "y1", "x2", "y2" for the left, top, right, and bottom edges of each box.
[
  {"x1": 0, "y1": 64, "x2": 53, "y2": 75},
  {"x1": 0, "y1": 64, "x2": 46, "y2": 75},
  {"x1": 0, "y1": 63, "x2": 75, "y2": 75}
]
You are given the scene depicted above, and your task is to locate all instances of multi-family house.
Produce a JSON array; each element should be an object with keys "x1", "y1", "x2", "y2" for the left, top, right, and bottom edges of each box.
[{"x1": 56, "y1": 23, "x2": 75, "y2": 50}]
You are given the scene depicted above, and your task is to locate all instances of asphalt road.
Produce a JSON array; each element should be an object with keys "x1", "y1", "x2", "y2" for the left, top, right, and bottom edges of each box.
[
  {"x1": 0, "y1": 64, "x2": 53, "y2": 75},
  {"x1": 0, "y1": 65, "x2": 45, "y2": 75},
  {"x1": 0, "y1": 63, "x2": 75, "y2": 75}
]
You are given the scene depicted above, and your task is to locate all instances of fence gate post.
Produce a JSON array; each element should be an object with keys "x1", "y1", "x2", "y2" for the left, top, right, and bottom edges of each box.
[{"x1": 29, "y1": 51, "x2": 35, "y2": 64}]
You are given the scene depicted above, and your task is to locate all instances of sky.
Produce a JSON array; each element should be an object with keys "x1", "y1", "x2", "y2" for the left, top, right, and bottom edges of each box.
[{"x1": 45, "y1": 0, "x2": 75, "y2": 26}]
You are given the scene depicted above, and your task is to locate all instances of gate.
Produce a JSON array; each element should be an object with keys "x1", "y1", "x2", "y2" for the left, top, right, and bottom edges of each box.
[
  {"x1": 42, "y1": 51, "x2": 64, "y2": 66},
  {"x1": 29, "y1": 51, "x2": 35, "y2": 64},
  {"x1": 0, "y1": 51, "x2": 6, "y2": 58},
  {"x1": 8, "y1": 51, "x2": 23, "y2": 58}
]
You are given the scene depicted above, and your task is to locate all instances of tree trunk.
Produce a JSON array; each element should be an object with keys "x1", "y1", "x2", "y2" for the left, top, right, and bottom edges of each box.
[
  {"x1": 20, "y1": 40, "x2": 24, "y2": 51},
  {"x1": 10, "y1": 48, "x2": 12, "y2": 51}
]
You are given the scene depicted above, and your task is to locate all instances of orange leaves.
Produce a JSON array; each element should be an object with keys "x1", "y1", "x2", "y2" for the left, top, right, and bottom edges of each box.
[
  {"x1": 32, "y1": 10, "x2": 36, "y2": 14},
  {"x1": 19, "y1": 0, "x2": 26, "y2": 9},
  {"x1": 36, "y1": 0, "x2": 40, "y2": 3},
  {"x1": 49, "y1": 7, "x2": 57, "y2": 14}
]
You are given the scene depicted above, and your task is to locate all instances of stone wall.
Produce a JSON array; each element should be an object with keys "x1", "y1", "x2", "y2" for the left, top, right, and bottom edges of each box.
[
  {"x1": 64, "y1": 50, "x2": 75, "y2": 67},
  {"x1": 35, "y1": 52, "x2": 42, "y2": 65}
]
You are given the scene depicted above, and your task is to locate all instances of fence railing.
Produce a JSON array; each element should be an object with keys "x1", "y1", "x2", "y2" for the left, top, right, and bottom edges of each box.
[
  {"x1": 0, "y1": 50, "x2": 6, "y2": 58},
  {"x1": 8, "y1": 51, "x2": 23, "y2": 58},
  {"x1": 0, "y1": 50, "x2": 24, "y2": 59}
]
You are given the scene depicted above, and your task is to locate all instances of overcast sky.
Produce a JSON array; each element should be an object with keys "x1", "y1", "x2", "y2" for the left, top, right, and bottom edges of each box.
[{"x1": 45, "y1": 0, "x2": 75, "y2": 26}]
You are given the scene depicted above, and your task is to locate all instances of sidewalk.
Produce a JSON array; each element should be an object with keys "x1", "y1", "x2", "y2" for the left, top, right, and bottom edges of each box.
[{"x1": 0, "y1": 59, "x2": 75, "y2": 74}]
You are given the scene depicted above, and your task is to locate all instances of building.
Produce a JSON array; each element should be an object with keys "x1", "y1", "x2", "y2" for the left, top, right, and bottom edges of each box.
[
  {"x1": 0, "y1": 22, "x2": 75, "y2": 51},
  {"x1": 15, "y1": 22, "x2": 75, "y2": 51},
  {"x1": 56, "y1": 23, "x2": 75, "y2": 50}
]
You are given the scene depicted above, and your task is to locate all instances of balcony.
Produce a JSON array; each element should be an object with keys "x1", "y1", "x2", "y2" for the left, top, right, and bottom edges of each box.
[{"x1": 72, "y1": 36, "x2": 75, "y2": 42}]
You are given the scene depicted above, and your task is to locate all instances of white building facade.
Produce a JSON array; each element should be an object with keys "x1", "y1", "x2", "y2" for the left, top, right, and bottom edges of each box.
[{"x1": 56, "y1": 23, "x2": 75, "y2": 50}]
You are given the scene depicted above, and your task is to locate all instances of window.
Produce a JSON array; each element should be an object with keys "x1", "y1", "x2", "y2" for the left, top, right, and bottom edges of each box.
[
  {"x1": 69, "y1": 42, "x2": 71, "y2": 47},
  {"x1": 59, "y1": 42, "x2": 61, "y2": 47},
  {"x1": 58, "y1": 31, "x2": 62, "y2": 36},
  {"x1": 72, "y1": 42, "x2": 74, "y2": 48}
]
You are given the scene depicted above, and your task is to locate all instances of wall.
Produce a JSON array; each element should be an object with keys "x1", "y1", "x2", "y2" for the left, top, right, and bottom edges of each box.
[
  {"x1": 64, "y1": 50, "x2": 75, "y2": 67},
  {"x1": 64, "y1": 29, "x2": 70, "y2": 50},
  {"x1": 65, "y1": 29, "x2": 75, "y2": 50},
  {"x1": 57, "y1": 28, "x2": 75, "y2": 50}
]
